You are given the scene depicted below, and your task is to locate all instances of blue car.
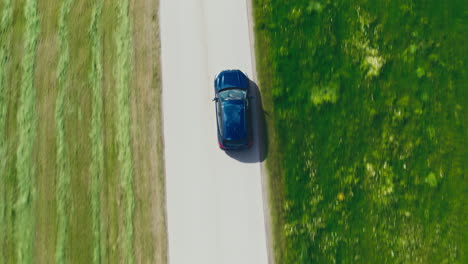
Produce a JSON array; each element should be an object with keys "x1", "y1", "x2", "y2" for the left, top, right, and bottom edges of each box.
[{"x1": 213, "y1": 70, "x2": 252, "y2": 150}]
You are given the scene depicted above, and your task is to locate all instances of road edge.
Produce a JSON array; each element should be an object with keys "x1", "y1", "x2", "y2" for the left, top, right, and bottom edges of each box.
[{"x1": 245, "y1": 1, "x2": 275, "y2": 264}]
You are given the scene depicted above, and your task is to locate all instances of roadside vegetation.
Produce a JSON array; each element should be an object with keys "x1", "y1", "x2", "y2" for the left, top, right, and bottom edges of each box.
[
  {"x1": 253, "y1": 0, "x2": 466, "y2": 263},
  {"x1": 1, "y1": 0, "x2": 167, "y2": 263}
]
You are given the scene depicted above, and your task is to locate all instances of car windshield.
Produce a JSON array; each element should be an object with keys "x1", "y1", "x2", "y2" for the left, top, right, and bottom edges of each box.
[{"x1": 219, "y1": 89, "x2": 246, "y2": 101}]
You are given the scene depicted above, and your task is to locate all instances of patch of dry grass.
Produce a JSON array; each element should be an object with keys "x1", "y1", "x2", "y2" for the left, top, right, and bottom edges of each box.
[{"x1": 129, "y1": 0, "x2": 168, "y2": 262}]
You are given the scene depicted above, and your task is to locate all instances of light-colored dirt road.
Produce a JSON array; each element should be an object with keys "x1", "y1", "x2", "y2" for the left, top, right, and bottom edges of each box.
[{"x1": 159, "y1": 0, "x2": 269, "y2": 263}]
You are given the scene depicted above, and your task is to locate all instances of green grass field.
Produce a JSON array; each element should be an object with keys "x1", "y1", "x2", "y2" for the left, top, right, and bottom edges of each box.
[
  {"x1": 0, "y1": 0, "x2": 167, "y2": 263},
  {"x1": 253, "y1": 0, "x2": 466, "y2": 263}
]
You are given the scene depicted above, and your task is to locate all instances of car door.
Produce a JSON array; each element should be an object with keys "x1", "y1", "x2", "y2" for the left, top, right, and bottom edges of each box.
[{"x1": 216, "y1": 99, "x2": 223, "y2": 137}]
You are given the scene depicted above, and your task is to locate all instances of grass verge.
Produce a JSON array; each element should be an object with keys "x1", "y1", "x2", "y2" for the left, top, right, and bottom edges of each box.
[{"x1": 128, "y1": 0, "x2": 168, "y2": 262}]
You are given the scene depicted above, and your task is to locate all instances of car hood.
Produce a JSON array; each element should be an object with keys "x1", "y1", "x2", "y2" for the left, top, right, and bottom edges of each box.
[
  {"x1": 215, "y1": 70, "x2": 248, "y2": 92},
  {"x1": 222, "y1": 100, "x2": 247, "y2": 141}
]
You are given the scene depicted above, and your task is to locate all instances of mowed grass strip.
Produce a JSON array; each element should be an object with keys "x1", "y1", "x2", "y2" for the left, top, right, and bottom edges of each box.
[
  {"x1": 65, "y1": 0, "x2": 93, "y2": 261},
  {"x1": 89, "y1": 0, "x2": 105, "y2": 263},
  {"x1": 99, "y1": 1, "x2": 124, "y2": 261},
  {"x1": 115, "y1": 0, "x2": 136, "y2": 262},
  {"x1": 34, "y1": 1, "x2": 60, "y2": 262},
  {"x1": 3, "y1": 1, "x2": 27, "y2": 262},
  {"x1": 54, "y1": 0, "x2": 73, "y2": 262},
  {"x1": 0, "y1": 0, "x2": 13, "y2": 260},
  {"x1": 15, "y1": 0, "x2": 39, "y2": 262}
]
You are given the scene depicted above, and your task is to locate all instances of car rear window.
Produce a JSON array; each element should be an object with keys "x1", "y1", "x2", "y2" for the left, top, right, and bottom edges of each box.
[{"x1": 221, "y1": 100, "x2": 246, "y2": 141}]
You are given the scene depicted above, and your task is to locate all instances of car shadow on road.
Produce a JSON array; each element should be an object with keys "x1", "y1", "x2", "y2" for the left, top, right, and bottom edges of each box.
[{"x1": 225, "y1": 79, "x2": 268, "y2": 163}]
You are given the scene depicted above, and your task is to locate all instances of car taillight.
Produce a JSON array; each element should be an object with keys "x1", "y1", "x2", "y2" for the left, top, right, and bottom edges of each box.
[
  {"x1": 219, "y1": 141, "x2": 227, "y2": 149},
  {"x1": 248, "y1": 139, "x2": 253, "y2": 147}
]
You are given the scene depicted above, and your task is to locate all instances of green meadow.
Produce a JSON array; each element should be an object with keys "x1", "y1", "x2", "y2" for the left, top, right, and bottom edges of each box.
[{"x1": 254, "y1": 0, "x2": 466, "y2": 263}]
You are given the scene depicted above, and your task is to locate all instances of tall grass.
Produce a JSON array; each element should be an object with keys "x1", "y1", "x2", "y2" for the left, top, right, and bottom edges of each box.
[
  {"x1": 89, "y1": 0, "x2": 105, "y2": 263},
  {"x1": 115, "y1": 0, "x2": 135, "y2": 263},
  {"x1": 54, "y1": 0, "x2": 73, "y2": 263},
  {"x1": 15, "y1": 0, "x2": 39, "y2": 262},
  {"x1": 0, "y1": 0, "x2": 13, "y2": 260}
]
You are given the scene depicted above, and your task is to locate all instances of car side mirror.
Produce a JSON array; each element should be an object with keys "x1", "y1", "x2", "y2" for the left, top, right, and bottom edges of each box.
[{"x1": 212, "y1": 97, "x2": 218, "y2": 102}]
